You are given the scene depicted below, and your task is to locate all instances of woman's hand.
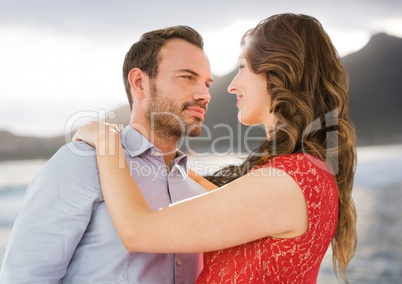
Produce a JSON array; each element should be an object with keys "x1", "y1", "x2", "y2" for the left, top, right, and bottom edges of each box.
[{"x1": 72, "y1": 121, "x2": 121, "y2": 148}]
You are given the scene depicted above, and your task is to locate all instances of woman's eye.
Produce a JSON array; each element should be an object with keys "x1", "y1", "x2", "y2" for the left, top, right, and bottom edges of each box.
[{"x1": 238, "y1": 64, "x2": 245, "y2": 70}]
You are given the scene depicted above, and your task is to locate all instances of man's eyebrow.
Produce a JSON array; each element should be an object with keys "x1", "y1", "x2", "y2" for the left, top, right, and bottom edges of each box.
[{"x1": 178, "y1": 69, "x2": 214, "y2": 83}]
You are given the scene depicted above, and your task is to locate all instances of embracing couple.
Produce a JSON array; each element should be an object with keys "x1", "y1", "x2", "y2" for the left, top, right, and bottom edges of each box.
[{"x1": 0, "y1": 13, "x2": 357, "y2": 284}]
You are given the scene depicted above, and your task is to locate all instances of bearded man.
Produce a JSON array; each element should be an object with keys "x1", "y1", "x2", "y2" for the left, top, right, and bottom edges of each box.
[{"x1": 1, "y1": 26, "x2": 213, "y2": 284}]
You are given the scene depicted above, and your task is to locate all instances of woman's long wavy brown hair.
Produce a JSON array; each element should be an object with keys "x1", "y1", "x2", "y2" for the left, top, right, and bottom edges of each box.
[{"x1": 205, "y1": 13, "x2": 357, "y2": 282}]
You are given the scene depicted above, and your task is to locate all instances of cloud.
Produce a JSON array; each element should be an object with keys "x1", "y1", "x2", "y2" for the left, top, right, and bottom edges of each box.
[
  {"x1": 2, "y1": 0, "x2": 401, "y2": 37},
  {"x1": 1, "y1": 0, "x2": 401, "y2": 137}
]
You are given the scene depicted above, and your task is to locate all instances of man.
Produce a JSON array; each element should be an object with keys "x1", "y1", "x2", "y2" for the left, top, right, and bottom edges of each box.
[{"x1": 0, "y1": 25, "x2": 213, "y2": 283}]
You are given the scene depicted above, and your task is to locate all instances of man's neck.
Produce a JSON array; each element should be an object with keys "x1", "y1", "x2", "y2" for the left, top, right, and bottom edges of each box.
[
  {"x1": 129, "y1": 122, "x2": 179, "y2": 170},
  {"x1": 153, "y1": 135, "x2": 178, "y2": 171}
]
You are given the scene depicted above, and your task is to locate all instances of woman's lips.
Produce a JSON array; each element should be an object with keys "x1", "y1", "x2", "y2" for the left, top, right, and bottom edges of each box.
[{"x1": 236, "y1": 95, "x2": 243, "y2": 107}]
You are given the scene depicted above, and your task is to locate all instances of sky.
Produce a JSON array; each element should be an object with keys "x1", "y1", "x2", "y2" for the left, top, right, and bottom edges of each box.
[{"x1": 1, "y1": 0, "x2": 402, "y2": 137}]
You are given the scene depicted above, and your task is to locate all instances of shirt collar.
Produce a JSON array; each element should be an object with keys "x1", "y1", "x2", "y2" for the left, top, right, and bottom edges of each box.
[
  {"x1": 175, "y1": 148, "x2": 188, "y2": 172},
  {"x1": 120, "y1": 125, "x2": 153, "y2": 157},
  {"x1": 120, "y1": 125, "x2": 188, "y2": 171}
]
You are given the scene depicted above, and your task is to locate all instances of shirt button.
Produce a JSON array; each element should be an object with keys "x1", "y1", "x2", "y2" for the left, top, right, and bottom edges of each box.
[
  {"x1": 177, "y1": 258, "x2": 182, "y2": 266},
  {"x1": 154, "y1": 152, "x2": 161, "y2": 157}
]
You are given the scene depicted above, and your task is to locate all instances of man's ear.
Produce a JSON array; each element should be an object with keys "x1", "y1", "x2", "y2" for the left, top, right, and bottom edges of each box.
[{"x1": 128, "y1": 68, "x2": 147, "y2": 99}]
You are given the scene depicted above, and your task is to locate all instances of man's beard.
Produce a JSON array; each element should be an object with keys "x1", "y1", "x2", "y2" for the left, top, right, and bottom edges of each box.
[{"x1": 145, "y1": 80, "x2": 205, "y2": 140}]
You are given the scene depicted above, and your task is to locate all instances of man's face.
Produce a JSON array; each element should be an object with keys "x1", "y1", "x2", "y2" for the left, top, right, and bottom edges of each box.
[{"x1": 145, "y1": 39, "x2": 213, "y2": 139}]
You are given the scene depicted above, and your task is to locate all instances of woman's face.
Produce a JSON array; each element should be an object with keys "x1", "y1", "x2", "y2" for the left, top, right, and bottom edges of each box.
[{"x1": 227, "y1": 55, "x2": 276, "y2": 127}]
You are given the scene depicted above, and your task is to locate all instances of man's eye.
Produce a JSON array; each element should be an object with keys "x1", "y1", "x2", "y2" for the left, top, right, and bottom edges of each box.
[{"x1": 182, "y1": 75, "x2": 192, "y2": 79}]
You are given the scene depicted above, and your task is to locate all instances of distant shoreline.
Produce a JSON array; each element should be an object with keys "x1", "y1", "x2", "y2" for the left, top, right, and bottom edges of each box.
[{"x1": 0, "y1": 135, "x2": 402, "y2": 163}]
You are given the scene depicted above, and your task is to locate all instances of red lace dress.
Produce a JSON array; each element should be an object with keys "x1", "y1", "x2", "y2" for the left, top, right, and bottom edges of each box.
[{"x1": 196, "y1": 153, "x2": 338, "y2": 283}]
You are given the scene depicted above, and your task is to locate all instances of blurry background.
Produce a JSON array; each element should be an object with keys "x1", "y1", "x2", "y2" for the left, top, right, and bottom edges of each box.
[{"x1": 1, "y1": 0, "x2": 402, "y2": 283}]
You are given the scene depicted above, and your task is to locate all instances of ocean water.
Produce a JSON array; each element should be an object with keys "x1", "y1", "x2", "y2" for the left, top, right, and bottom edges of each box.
[{"x1": 1, "y1": 145, "x2": 402, "y2": 283}]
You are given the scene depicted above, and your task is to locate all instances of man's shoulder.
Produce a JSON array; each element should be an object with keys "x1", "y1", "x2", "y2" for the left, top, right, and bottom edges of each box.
[
  {"x1": 44, "y1": 141, "x2": 99, "y2": 175},
  {"x1": 27, "y1": 141, "x2": 102, "y2": 196},
  {"x1": 61, "y1": 141, "x2": 96, "y2": 155},
  {"x1": 54, "y1": 141, "x2": 96, "y2": 160}
]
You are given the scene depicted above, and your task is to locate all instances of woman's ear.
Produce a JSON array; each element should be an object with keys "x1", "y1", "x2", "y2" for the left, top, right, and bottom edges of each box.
[{"x1": 128, "y1": 68, "x2": 147, "y2": 100}]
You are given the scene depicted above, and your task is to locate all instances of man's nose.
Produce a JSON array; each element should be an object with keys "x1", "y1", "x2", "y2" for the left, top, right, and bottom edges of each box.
[{"x1": 193, "y1": 85, "x2": 211, "y2": 104}]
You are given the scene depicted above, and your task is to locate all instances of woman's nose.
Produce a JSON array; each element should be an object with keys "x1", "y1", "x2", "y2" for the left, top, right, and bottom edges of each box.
[{"x1": 227, "y1": 78, "x2": 236, "y2": 94}]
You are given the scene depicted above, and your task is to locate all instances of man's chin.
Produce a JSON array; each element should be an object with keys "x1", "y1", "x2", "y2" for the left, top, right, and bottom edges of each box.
[
  {"x1": 185, "y1": 123, "x2": 203, "y2": 137},
  {"x1": 188, "y1": 131, "x2": 201, "y2": 137}
]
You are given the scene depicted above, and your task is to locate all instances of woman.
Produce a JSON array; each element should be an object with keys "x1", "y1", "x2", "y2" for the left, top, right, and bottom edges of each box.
[{"x1": 74, "y1": 13, "x2": 356, "y2": 283}]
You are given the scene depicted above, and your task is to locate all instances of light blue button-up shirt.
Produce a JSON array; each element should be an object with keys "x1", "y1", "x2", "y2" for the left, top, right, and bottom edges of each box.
[{"x1": 0, "y1": 126, "x2": 206, "y2": 283}]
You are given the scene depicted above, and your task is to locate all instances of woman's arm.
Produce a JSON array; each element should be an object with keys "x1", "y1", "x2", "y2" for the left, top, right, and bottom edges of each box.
[
  {"x1": 187, "y1": 169, "x2": 218, "y2": 191},
  {"x1": 74, "y1": 122, "x2": 308, "y2": 253}
]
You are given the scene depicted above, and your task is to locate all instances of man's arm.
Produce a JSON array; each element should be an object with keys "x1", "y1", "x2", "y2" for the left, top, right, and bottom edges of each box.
[{"x1": 0, "y1": 142, "x2": 102, "y2": 283}]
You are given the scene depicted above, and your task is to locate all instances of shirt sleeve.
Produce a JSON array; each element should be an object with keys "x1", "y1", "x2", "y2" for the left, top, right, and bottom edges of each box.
[{"x1": 0, "y1": 142, "x2": 102, "y2": 283}]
